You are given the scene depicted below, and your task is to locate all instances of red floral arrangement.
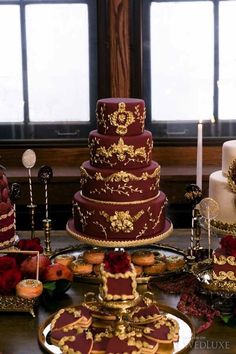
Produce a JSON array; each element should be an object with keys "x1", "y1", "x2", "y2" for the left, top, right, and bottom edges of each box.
[
  {"x1": 0, "y1": 238, "x2": 43, "y2": 295},
  {"x1": 104, "y1": 251, "x2": 130, "y2": 274},
  {"x1": 220, "y1": 235, "x2": 236, "y2": 257}
]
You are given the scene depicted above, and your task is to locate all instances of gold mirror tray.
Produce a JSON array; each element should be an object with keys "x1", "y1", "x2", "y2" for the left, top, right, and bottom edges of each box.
[
  {"x1": 38, "y1": 303, "x2": 195, "y2": 354},
  {"x1": 50, "y1": 243, "x2": 186, "y2": 284}
]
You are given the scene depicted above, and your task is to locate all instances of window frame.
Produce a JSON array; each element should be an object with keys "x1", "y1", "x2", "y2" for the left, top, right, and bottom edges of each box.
[
  {"x1": 132, "y1": 0, "x2": 236, "y2": 143},
  {"x1": 0, "y1": 0, "x2": 101, "y2": 143}
]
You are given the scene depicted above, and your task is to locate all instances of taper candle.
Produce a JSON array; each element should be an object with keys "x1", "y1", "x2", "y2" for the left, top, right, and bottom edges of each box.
[{"x1": 196, "y1": 119, "x2": 203, "y2": 189}]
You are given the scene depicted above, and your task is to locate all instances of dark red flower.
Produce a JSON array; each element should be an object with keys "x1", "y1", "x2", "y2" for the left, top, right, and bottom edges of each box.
[
  {"x1": 0, "y1": 255, "x2": 16, "y2": 272},
  {"x1": 17, "y1": 238, "x2": 43, "y2": 253},
  {"x1": 0, "y1": 268, "x2": 22, "y2": 295},
  {"x1": 220, "y1": 235, "x2": 236, "y2": 256},
  {"x1": 104, "y1": 251, "x2": 130, "y2": 274}
]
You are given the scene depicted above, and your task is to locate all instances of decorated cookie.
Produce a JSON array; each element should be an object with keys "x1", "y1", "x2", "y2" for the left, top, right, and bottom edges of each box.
[
  {"x1": 51, "y1": 306, "x2": 92, "y2": 331},
  {"x1": 105, "y1": 335, "x2": 142, "y2": 354},
  {"x1": 143, "y1": 317, "x2": 179, "y2": 344},
  {"x1": 130, "y1": 303, "x2": 161, "y2": 324},
  {"x1": 58, "y1": 329, "x2": 93, "y2": 354}
]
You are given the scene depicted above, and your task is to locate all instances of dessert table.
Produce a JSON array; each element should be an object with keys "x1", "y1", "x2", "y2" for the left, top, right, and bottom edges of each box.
[{"x1": 0, "y1": 229, "x2": 235, "y2": 354}]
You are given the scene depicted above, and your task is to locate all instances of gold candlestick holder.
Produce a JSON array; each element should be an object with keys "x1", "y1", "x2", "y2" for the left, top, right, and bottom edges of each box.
[
  {"x1": 27, "y1": 204, "x2": 37, "y2": 239},
  {"x1": 43, "y1": 218, "x2": 52, "y2": 255}
]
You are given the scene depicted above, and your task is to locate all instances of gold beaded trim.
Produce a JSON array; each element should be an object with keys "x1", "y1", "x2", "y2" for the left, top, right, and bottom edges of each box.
[
  {"x1": 0, "y1": 222, "x2": 14, "y2": 233},
  {"x1": 0, "y1": 208, "x2": 14, "y2": 220},
  {"x1": 0, "y1": 234, "x2": 16, "y2": 248},
  {"x1": 80, "y1": 193, "x2": 159, "y2": 205}
]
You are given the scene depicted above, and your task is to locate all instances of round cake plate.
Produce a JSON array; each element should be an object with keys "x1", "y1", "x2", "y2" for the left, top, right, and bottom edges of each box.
[
  {"x1": 66, "y1": 218, "x2": 173, "y2": 248},
  {"x1": 38, "y1": 303, "x2": 195, "y2": 354},
  {"x1": 191, "y1": 260, "x2": 236, "y2": 295},
  {"x1": 50, "y1": 243, "x2": 186, "y2": 284}
]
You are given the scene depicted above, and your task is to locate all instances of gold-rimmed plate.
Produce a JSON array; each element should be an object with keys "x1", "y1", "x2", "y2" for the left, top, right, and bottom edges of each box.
[{"x1": 38, "y1": 303, "x2": 195, "y2": 354}]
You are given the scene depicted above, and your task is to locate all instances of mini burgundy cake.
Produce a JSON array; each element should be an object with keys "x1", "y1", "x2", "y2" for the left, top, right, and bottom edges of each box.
[
  {"x1": 99, "y1": 251, "x2": 138, "y2": 301},
  {"x1": 70, "y1": 97, "x2": 171, "y2": 246},
  {"x1": 0, "y1": 167, "x2": 15, "y2": 249},
  {"x1": 213, "y1": 235, "x2": 236, "y2": 281}
]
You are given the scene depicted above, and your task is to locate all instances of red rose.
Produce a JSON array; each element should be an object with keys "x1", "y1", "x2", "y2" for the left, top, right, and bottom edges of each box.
[
  {"x1": 0, "y1": 255, "x2": 16, "y2": 272},
  {"x1": 0, "y1": 268, "x2": 22, "y2": 295},
  {"x1": 104, "y1": 251, "x2": 130, "y2": 274},
  {"x1": 220, "y1": 235, "x2": 236, "y2": 256},
  {"x1": 17, "y1": 238, "x2": 43, "y2": 253}
]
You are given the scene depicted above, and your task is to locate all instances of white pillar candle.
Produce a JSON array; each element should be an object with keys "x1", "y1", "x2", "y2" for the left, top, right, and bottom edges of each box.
[{"x1": 196, "y1": 120, "x2": 203, "y2": 189}]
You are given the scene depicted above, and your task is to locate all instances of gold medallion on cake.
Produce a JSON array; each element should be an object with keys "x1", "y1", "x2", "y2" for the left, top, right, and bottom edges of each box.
[
  {"x1": 228, "y1": 159, "x2": 236, "y2": 193},
  {"x1": 108, "y1": 102, "x2": 135, "y2": 135}
]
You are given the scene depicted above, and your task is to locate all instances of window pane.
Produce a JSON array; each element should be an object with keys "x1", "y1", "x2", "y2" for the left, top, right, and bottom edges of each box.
[
  {"x1": 150, "y1": 1, "x2": 213, "y2": 121},
  {"x1": 26, "y1": 4, "x2": 90, "y2": 122},
  {"x1": 0, "y1": 5, "x2": 23, "y2": 122},
  {"x1": 219, "y1": 1, "x2": 236, "y2": 120}
]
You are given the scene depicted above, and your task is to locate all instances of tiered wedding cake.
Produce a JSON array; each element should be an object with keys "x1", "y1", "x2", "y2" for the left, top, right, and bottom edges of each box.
[
  {"x1": 0, "y1": 167, "x2": 15, "y2": 249},
  {"x1": 209, "y1": 140, "x2": 236, "y2": 231},
  {"x1": 67, "y1": 98, "x2": 172, "y2": 246}
]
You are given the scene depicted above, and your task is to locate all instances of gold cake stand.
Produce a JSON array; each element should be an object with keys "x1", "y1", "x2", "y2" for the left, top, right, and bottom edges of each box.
[
  {"x1": 191, "y1": 260, "x2": 236, "y2": 294},
  {"x1": 66, "y1": 218, "x2": 173, "y2": 248}
]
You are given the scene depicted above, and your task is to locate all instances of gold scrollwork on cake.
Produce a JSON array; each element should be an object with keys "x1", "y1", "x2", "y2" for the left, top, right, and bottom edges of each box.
[
  {"x1": 89, "y1": 137, "x2": 152, "y2": 167},
  {"x1": 227, "y1": 159, "x2": 236, "y2": 193},
  {"x1": 213, "y1": 254, "x2": 236, "y2": 266},
  {"x1": 80, "y1": 167, "x2": 160, "y2": 197},
  {"x1": 97, "y1": 103, "x2": 146, "y2": 135},
  {"x1": 108, "y1": 102, "x2": 135, "y2": 135},
  {"x1": 100, "y1": 210, "x2": 144, "y2": 233},
  {"x1": 213, "y1": 270, "x2": 236, "y2": 281},
  {"x1": 75, "y1": 203, "x2": 95, "y2": 232}
]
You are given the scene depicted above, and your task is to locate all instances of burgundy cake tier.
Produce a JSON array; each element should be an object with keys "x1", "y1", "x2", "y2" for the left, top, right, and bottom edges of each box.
[
  {"x1": 96, "y1": 98, "x2": 146, "y2": 136},
  {"x1": 0, "y1": 209, "x2": 15, "y2": 249},
  {"x1": 0, "y1": 168, "x2": 16, "y2": 249},
  {"x1": 72, "y1": 191, "x2": 168, "y2": 244},
  {"x1": 88, "y1": 130, "x2": 153, "y2": 169},
  {"x1": 213, "y1": 248, "x2": 236, "y2": 281},
  {"x1": 80, "y1": 160, "x2": 160, "y2": 202}
]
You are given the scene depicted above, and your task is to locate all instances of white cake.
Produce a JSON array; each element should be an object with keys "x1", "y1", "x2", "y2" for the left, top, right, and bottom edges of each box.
[{"x1": 209, "y1": 140, "x2": 236, "y2": 229}]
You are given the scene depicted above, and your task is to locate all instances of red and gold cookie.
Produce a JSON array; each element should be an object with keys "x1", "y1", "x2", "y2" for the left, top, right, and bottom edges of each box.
[
  {"x1": 131, "y1": 303, "x2": 161, "y2": 324},
  {"x1": 50, "y1": 327, "x2": 78, "y2": 346},
  {"x1": 51, "y1": 305, "x2": 92, "y2": 331},
  {"x1": 106, "y1": 335, "x2": 142, "y2": 354},
  {"x1": 83, "y1": 248, "x2": 105, "y2": 265},
  {"x1": 143, "y1": 316, "x2": 179, "y2": 344},
  {"x1": 134, "y1": 332, "x2": 159, "y2": 354},
  {"x1": 58, "y1": 329, "x2": 93, "y2": 354},
  {"x1": 91, "y1": 331, "x2": 113, "y2": 354},
  {"x1": 70, "y1": 259, "x2": 93, "y2": 275},
  {"x1": 131, "y1": 250, "x2": 155, "y2": 266}
]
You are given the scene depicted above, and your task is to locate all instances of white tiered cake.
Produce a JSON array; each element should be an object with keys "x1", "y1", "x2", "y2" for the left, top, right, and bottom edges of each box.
[
  {"x1": 209, "y1": 140, "x2": 236, "y2": 232},
  {"x1": 67, "y1": 98, "x2": 172, "y2": 247}
]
